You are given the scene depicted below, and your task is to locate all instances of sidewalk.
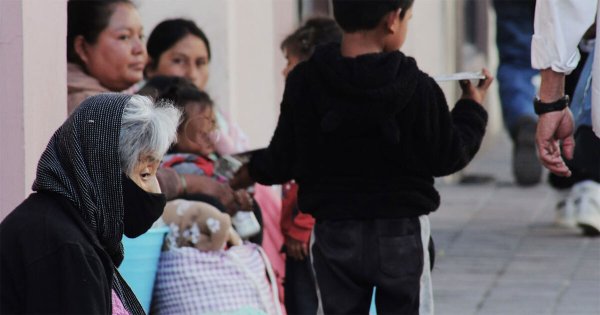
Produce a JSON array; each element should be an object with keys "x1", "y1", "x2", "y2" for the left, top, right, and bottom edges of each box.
[{"x1": 431, "y1": 131, "x2": 600, "y2": 314}]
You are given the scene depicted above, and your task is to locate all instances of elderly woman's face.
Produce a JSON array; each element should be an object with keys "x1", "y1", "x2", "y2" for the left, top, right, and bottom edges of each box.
[
  {"x1": 79, "y1": 3, "x2": 147, "y2": 91},
  {"x1": 129, "y1": 155, "x2": 161, "y2": 193},
  {"x1": 148, "y1": 34, "x2": 210, "y2": 90}
]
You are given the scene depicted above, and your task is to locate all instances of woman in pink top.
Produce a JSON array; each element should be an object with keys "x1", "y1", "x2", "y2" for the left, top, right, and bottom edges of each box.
[{"x1": 66, "y1": 0, "x2": 146, "y2": 113}]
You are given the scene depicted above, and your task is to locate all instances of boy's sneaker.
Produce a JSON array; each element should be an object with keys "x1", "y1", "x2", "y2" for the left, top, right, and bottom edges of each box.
[
  {"x1": 512, "y1": 117, "x2": 542, "y2": 186},
  {"x1": 573, "y1": 180, "x2": 600, "y2": 236}
]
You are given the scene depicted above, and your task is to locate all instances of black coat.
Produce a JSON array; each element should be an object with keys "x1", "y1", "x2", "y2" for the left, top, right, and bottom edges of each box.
[
  {"x1": 249, "y1": 43, "x2": 488, "y2": 220},
  {"x1": 0, "y1": 192, "x2": 113, "y2": 314}
]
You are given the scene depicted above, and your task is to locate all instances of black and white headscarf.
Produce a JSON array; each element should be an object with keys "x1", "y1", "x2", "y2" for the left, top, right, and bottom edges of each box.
[{"x1": 33, "y1": 93, "x2": 144, "y2": 314}]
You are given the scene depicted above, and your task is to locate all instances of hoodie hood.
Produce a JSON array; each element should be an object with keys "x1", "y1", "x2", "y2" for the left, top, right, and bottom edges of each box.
[{"x1": 308, "y1": 43, "x2": 421, "y2": 143}]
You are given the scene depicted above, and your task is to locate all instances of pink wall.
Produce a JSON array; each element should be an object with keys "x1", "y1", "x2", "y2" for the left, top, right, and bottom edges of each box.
[
  {"x1": 0, "y1": 1, "x2": 25, "y2": 219},
  {"x1": 0, "y1": 0, "x2": 67, "y2": 220},
  {"x1": 23, "y1": 0, "x2": 68, "y2": 186}
]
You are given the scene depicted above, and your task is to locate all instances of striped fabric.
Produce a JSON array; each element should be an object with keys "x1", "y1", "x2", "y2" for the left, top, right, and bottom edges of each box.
[
  {"x1": 152, "y1": 244, "x2": 280, "y2": 315},
  {"x1": 32, "y1": 93, "x2": 144, "y2": 314}
]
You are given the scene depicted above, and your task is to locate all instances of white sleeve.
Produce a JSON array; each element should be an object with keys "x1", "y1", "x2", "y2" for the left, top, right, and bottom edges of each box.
[{"x1": 531, "y1": 0, "x2": 597, "y2": 73}]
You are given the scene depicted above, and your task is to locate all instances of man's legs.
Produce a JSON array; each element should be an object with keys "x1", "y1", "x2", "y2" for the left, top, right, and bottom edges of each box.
[{"x1": 494, "y1": 0, "x2": 541, "y2": 185}]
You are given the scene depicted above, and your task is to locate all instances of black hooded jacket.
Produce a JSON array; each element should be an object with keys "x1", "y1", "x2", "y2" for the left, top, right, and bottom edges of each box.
[
  {"x1": 249, "y1": 44, "x2": 488, "y2": 220},
  {"x1": 0, "y1": 94, "x2": 145, "y2": 314}
]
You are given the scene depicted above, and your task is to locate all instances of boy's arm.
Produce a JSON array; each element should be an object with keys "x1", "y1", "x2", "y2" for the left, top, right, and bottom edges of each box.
[
  {"x1": 417, "y1": 76, "x2": 489, "y2": 177},
  {"x1": 246, "y1": 71, "x2": 302, "y2": 186}
]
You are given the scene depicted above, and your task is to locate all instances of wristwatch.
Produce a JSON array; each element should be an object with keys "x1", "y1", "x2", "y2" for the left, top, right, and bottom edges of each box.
[{"x1": 533, "y1": 95, "x2": 569, "y2": 115}]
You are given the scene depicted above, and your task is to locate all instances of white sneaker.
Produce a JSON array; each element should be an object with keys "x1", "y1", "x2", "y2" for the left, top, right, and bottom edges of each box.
[
  {"x1": 555, "y1": 199, "x2": 577, "y2": 228},
  {"x1": 573, "y1": 180, "x2": 600, "y2": 236},
  {"x1": 555, "y1": 190, "x2": 578, "y2": 228}
]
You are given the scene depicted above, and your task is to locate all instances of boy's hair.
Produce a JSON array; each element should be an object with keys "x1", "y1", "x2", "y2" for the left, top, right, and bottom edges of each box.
[
  {"x1": 281, "y1": 17, "x2": 343, "y2": 60},
  {"x1": 138, "y1": 76, "x2": 214, "y2": 127},
  {"x1": 332, "y1": 0, "x2": 414, "y2": 33}
]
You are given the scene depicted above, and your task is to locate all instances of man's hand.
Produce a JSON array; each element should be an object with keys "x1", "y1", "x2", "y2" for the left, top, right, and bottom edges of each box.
[
  {"x1": 536, "y1": 108, "x2": 575, "y2": 177},
  {"x1": 285, "y1": 238, "x2": 308, "y2": 260},
  {"x1": 536, "y1": 69, "x2": 575, "y2": 177}
]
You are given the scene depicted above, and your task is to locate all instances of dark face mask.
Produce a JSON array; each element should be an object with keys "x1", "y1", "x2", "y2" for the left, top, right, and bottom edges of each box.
[{"x1": 121, "y1": 174, "x2": 166, "y2": 238}]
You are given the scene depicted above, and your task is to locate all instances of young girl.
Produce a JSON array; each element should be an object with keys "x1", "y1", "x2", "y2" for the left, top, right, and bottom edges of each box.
[{"x1": 141, "y1": 76, "x2": 261, "y2": 241}]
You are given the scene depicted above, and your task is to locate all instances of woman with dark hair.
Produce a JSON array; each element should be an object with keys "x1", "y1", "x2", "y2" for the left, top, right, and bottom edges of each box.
[
  {"x1": 0, "y1": 94, "x2": 180, "y2": 314},
  {"x1": 67, "y1": 0, "x2": 147, "y2": 113},
  {"x1": 145, "y1": 18, "x2": 248, "y2": 155},
  {"x1": 146, "y1": 19, "x2": 211, "y2": 91}
]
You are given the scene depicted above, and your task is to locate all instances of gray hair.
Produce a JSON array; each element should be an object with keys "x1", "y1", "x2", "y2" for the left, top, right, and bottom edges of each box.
[{"x1": 119, "y1": 95, "x2": 181, "y2": 175}]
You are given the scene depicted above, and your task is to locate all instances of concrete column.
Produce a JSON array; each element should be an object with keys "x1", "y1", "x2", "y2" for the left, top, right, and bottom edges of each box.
[
  {"x1": 0, "y1": 0, "x2": 67, "y2": 219},
  {"x1": 403, "y1": 0, "x2": 460, "y2": 101}
]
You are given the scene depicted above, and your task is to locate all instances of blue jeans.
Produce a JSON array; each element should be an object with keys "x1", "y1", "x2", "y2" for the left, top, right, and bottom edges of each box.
[
  {"x1": 493, "y1": 0, "x2": 538, "y2": 135},
  {"x1": 572, "y1": 48, "x2": 594, "y2": 129}
]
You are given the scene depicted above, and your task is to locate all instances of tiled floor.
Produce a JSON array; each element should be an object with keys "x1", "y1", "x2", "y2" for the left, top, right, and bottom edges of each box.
[{"x1": 431, "y1": 132, "x2": 600, "y2": 315}]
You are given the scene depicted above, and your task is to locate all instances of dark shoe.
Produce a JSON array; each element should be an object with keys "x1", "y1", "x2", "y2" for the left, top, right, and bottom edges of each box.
[{"x1": 512, "y1": 117, "x2": 542, "y2": 186}]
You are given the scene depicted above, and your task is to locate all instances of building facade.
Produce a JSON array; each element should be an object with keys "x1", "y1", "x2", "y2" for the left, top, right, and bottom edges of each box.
[{"x1": 0, "y1": 0, "x2": 496, "y2": 219}]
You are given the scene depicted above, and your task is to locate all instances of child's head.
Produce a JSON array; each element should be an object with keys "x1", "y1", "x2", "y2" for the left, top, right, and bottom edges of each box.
[
  {"x1": 280, "y1": 17, "x2": 342, "y2": 77},
  {"x1": 332, "y1": 0, "x2": 414, "y2": 51},
  {"x1": 140, "y1": 76, "x2": 217, "y2": 157}
]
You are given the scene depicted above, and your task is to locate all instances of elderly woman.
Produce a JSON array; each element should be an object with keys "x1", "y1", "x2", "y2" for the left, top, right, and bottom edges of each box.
[{"x1": 0, "y1": 94, "x2": 180, "y2": 314}]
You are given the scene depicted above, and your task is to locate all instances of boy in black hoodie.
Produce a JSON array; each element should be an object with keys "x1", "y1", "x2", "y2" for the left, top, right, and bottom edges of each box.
[{"x1": 232, "y1": 0, "x2": 493, "y2": 313}]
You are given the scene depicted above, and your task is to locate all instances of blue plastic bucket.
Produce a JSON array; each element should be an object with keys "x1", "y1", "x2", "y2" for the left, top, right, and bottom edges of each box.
[{"x1": 119, "y1": 227, "x2": 168, "y2": 313}]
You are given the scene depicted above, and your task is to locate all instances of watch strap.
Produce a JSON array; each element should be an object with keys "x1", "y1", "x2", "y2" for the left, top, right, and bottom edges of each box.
[{"x1": 534, "y1": 95, "x2": 569, "y2": 115}]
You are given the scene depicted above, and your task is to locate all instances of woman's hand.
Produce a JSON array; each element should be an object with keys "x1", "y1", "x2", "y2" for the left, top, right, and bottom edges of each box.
[
  {"x1": 183, "y1": 175, "x2": 237, "y2": 209},
  {"x1": 233, "y1": 189, "x2": 254, "y2": 211},
  {"x1": 459, "y1": 68, "x2": 494, "y2": 105}
]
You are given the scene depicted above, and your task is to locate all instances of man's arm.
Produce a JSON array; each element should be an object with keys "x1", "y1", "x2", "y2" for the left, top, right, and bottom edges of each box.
[
  {"x1": 536, "y1": 70, "x2": 575, "y2": 177},
  {"x1": 532, "y1": 0, "x2": 596, "y2": 74},
  {"x1": 232, "y1": 69, "x2": 302, "y2": 189},
  {"x1": 532, "y1": 0, "x2": 596, "y2": 176}
]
